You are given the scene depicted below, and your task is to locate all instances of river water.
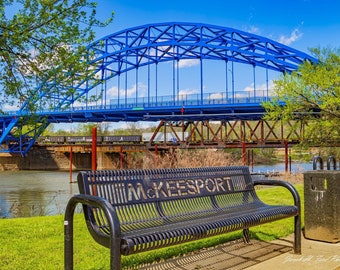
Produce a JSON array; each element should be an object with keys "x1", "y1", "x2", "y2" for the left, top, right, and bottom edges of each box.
[
  {"x1": 0, "y1": 162, "x2": 313, "y2": 219},
  {"x1": 0, "y1": 171, "x2": 79, "y2": 218}
]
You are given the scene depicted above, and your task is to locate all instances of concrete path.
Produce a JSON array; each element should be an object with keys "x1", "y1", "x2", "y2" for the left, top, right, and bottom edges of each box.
[
  {"x1": 249, "y1": 235, "x2": 340, "y2": 270},
  {"x1": 138, "y1": 235, "x2": 340, "y2": 270}
]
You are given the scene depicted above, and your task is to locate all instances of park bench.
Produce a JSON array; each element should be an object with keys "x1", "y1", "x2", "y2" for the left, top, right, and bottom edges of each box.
[{"x1": 64, "y1": 166, "x2": 301, "y2": 270}]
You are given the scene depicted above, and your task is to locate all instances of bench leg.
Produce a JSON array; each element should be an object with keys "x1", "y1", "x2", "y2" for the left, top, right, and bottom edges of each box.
[
  {"x1": 64, "y1": 198, "x2": 77, "y2": 270},
  {"x1": 64, "y1": 205, "x2": 123, "y2": 270},
  {"x1": 110, "y1": 245, "x2": 122, "y2": 270},
  {"x1": 64, "y1": 219, "x2": 74, "y2": 270},
  {"x1": 243, "y1": 228, "x2": 251, "y2": 244},
  {"x1": 294, "y1": 215, "x2": 301, "y2": 254}
]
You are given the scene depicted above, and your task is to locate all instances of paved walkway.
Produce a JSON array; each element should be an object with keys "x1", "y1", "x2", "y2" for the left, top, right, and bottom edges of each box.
[
  {"x1": 249, "y1": 235, "x2": 340, "y2": 270},
  {"x1": 138, "y1": 235, "x2": 340, "y2": 270}
]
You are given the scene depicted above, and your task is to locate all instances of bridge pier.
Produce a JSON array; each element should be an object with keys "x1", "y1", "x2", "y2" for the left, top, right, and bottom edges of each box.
[{"x1": 0, "y1": 146, "x2": 144, "y2": 171}]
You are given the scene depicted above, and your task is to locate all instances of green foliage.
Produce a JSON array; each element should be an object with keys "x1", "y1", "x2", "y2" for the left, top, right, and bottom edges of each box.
[
  {"x1": 263, "y1": 47, "x2": 340, "y2": 146},
  {"x1": 113, "y1": 122, "x2": 145, "y2": 135},
  {"x1": 0, "y1": 0, "x2": 114, "y2": 111}
]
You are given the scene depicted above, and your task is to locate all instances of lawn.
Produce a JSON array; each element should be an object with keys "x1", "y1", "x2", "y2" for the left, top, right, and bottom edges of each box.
[{"x1": 0, "y1": 184, "x2": 304, "y2": 269}]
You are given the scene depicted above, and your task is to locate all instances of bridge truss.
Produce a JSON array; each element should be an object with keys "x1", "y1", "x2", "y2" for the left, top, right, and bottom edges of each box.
[
  {"x1": 145, "y1": 119, "x2": 306, "y2": 151},
  {"x1": 0, "y1": 22, "x2": 317, "y2": 155}
]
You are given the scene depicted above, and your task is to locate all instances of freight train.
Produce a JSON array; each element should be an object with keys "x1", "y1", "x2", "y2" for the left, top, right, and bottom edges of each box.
[
  {"x1": 36, "y1": 135, "x2": 143, "y2": 144},
  {"x1": 37, "y1": 132, "x2": 189, "y2": 145}
]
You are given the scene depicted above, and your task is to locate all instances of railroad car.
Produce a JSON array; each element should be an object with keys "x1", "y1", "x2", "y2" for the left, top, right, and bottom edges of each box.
[{"x1": 102, "y1": 135, "x2": 142, "y2": 144}]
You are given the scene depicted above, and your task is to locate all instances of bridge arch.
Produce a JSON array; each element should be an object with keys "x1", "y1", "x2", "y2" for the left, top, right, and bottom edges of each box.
[{"x1": 48, "y1": 22, "x2": 316, "y2": 110}]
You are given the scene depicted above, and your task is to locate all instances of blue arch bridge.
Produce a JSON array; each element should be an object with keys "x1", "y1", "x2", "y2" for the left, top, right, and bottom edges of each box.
[{"x1": 0, "y1": 22, "x2": 317, "y2": 157}]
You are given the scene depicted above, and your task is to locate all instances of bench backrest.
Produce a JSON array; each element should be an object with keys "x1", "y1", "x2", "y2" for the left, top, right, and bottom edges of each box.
[
  {"x1": 78, "y1": 166, "x2": 255, "y2": 202},
  {"x1": 77, "y1": 166, "x2": 258, "y2": 236}
]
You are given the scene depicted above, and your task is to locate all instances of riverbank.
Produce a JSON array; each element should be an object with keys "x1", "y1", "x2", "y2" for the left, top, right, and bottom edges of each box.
[
  {"x1": 0, "y1": 146, "x2": 315, "y2": 171},
  {"x1": 0, "y1": 146, "x2": 120, "y2": 171},
  {"x1": 256, "y1": 171, "x2": 305, "y2": 184}
]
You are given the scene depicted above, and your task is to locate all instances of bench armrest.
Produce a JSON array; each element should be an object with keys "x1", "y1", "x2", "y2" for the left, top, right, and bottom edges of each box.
[
  {"x1": 253, "y1": 179, "x2": 301, "y2": 254},
  {"x1": 64, "y1": 194, "x2": 122, "y2": 269},
  {"x1": 253, "y1": 179, "x2": 301, "y2": 209},
  {"x1": 65, "y1": 194, "x2": 121, "y2": 235}
]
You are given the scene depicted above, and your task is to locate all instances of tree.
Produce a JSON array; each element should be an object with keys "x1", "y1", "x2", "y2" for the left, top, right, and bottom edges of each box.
[
  {"x1": 0, "y1": 0, "x2": 113, "y2": 111},
  {"x1": 263, "y1": 47, "x2": 340, "y2": 146}
]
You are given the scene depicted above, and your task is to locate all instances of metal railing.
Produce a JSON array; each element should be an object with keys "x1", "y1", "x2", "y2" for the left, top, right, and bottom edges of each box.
[
  {"x1": 312, "y1": 156, "x2": 338, "y2": 170},
  {"x1": 1, "y1": 90, "x2": 273, "y2": 117}
]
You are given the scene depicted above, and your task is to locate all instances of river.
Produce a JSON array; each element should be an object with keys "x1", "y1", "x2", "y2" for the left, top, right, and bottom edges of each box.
[
  {"x1": 0, "y1": 171, "x2": 79, "y2": 218},
  {"x1": 0, "y1": 162, "x2": 313, "y2": 219}
]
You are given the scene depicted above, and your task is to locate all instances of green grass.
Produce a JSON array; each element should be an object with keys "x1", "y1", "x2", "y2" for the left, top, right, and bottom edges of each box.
[{"x1": 0, "y1": 184, "x2": 304, "y2": 270}]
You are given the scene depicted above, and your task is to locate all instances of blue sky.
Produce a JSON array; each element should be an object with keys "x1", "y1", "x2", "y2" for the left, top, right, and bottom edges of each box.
[
  {"x1": 91, "y1": 0, "x2": 339, "y2": 103},
  {"x1": 59, "y1": 0, "x2": 340, "y2": 131},
  {"x1": 95, "y1": 0, "x2": 340, "y2": 54}
]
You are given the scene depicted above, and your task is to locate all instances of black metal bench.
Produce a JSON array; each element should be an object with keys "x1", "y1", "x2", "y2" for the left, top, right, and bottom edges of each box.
[{"x1": 64, "y1": 166, "x2": 301, "y2": 270}]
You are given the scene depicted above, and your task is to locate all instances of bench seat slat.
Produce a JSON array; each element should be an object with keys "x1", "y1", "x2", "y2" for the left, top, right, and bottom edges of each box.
[
  {"x1": 91, "y1": 201, "x2": 298, "y2": 255},
  {"x1": 120, "y1": 204, "x2": 298, "y2": 255}
]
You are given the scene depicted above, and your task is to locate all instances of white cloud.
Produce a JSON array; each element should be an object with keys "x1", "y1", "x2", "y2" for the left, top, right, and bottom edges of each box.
[
  {"x1": 208, "y1": 93, "x2": 223, "y2": 99},
  {"x1": 244, "y1": 83, "x2": 255, "y2": 92},
  {"x1": 244, "y1": 25, "x2": 260, "y2": 35},
  {"x1": 107, "y1": 82, "x2": 147, "y2": 99},
  {"x1": 125, "y1": 84, "x2": 137, "y2": 97},
  {"x1": 243, "y1": 80, "x2": 275, "y2": 95},
  {"x1": 107, "y1": 85, "x2": 119, "y2": 98},
  {"x1": 178, "y1": 59, "x2": 200, "y2": 68},
  {"x1": 178, "y1": 88, "x2": 198, "y2": 97},
  {"x1": 278, "y1": 29, "x2": 303, "y2": 45}
]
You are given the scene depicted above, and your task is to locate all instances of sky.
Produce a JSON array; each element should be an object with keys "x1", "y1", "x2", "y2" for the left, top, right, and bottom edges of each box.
[
  {"x1": 58, "y1": 0, "x2": 340, "y2": 131},
  {"x1": 94, "y1": 0, "x2": 340, "y2": 54}
]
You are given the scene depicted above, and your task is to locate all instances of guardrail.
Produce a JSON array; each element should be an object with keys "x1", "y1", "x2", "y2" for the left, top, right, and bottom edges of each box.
[{"x1": 1, "y1": 91, "x2": 273, "y2": 117}]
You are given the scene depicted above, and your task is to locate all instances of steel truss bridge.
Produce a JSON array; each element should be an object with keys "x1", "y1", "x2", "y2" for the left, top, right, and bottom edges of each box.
[{"x1": 0, "y1": 22, "x2": 317, "y2": 155}]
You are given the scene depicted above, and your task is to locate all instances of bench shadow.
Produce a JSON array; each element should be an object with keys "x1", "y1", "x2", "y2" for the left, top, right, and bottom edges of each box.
[{"x1": 132, "y1": 238, "x2": 292, "y2": 270}]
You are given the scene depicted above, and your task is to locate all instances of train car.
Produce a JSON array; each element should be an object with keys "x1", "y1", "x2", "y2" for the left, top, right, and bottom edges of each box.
[
  {"x1": 37, "y1": 136, "x2": 66, "y2": 144},
  {"x1": 142, "y1": 132, "x2": 189, "y2": 143},
  {"x1": 66, "y1": 136, "x2": 93, "y2": 144},
  {"x1": 37, "y1": 135, "x2": 143, "y2": 145},
  {"x1": 102, "y1": 135, "x2": 142, "y2": 144}
]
